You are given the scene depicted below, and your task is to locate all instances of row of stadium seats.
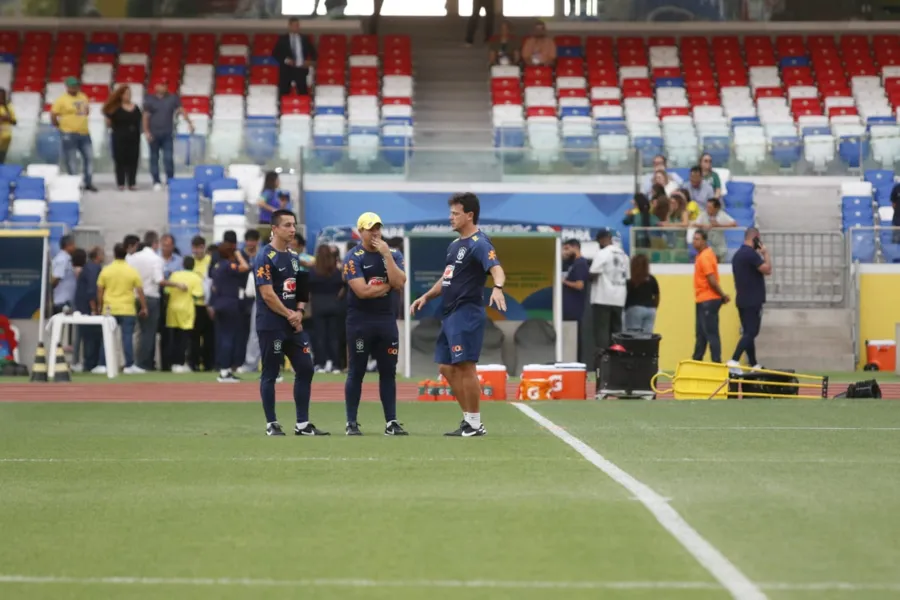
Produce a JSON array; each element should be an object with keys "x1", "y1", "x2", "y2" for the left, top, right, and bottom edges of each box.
[
  {"x1": 0, "y1": 29, "x2": 415, "y2": 169},
  {"x1": 845, "y1": 169, "x2": 900, "y2": 262},
  {"x1": 490, "y1": 34, "x2": 900, "y2": 171}
]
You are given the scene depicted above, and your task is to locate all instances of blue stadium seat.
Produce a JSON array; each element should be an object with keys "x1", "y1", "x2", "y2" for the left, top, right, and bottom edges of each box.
[
  {"x1": 208, "y1": 178, "x2": 239, "y2": 195},
  {"x1": 381, "y1": 136, "x2": 412, "y2": 168},
  {"x1": 670, "y1": 167, "x2": 690, "y2": 182},
  {"x1": 215, "y1": 65, "x2": 247, "y2": 77},
  {"x1": 654, "y1": 77, "x2": 685, "y2": 88},
  {"x1": 556, "y1": 46, "x2": 583, "y2": 58},
  {"x1": 0, "y1": 53, "x2": 14, "y2": 64},
  {"x1": 0, "y1": 200, "x2": 8, "y2": 221},
  {"x1": 842, "y1": 196, "x2": 872, "y2": 211},
  {"x1": 882, "y1": 244, "x2": 900, "y2": 263},
  {"x1": 595, "y1": 122, "x2": 627, "y2": 136},
  {"x1": 864, "y1": 169, "x2": 895, "y2": 207},
  {"x1": 36, "y1": 127, "x2": 62, "y2": 164},
  {"x1": 867, "y1": 116, "x2": 897, "y2": 127},
  {"x1": 86, "y1": 43, "x2": 117, "y2": 54},
  {"x1": 13, "y1": 177, "x2": 45, "y2": 200},
  {"x1": 560, "y1": 106, "x2": 589, "y2": 119},
  {"x1": 771, "y1": 136, "x2": 802, "y2": 168},
  {"x1": 563, "y1": 136, "x2": 594, "y2": 167},
  {"x1": 731, "y1": 116, "x2": 761, "y2": 127},
  {"x1": 703, "y1": 137, "x2": 730, "y2": 166},
  {"x1": 314, "y1": 105, "x2": 345, "y2": 117},
  {"x1": 725, "y1": 181, "x2": 755, "y2": 208},
  {"x1": 850, "y1": 231, "x2": 876, "y2": 262},
  {"x1": 0, "y1": 165, "x2": 22, "y2": 180},
  {"x1": 46, "y1": 202, "x2": 80, "y2": 227},
  {"x1": 634, "y1": 137, "x2": 663, "y2": 167},
  {"x1": 250, "y1": 56, "x2": 278, "y2": 66},
  {"x1": 168, "y1": 178, "x2": 201, "y2": 194},
  {"x1": 842, "y1": 211, "x2": 874, "y2": 229},
  {"x1": 313, "y1": 136, "x2": 345, "y2": 167},
  {"x1": 213, "y1": 201, "x2": 245, "y2": 216},
  {"x1": 839, "y1": 136, "x2": 868, "y2": 168},
  {"x1": 802, "y1": 126, "x2": 831, "y2": 137},
  {"x1": 168, "y1": 225, "x2": 201, "y2": 256},
  {"x1": 244, "y1": 127, "x2": 278, "y2": 163},
  {"x1": 494, "y1": 127, "x2": 525, "y2": 148},
  {"x1": 9, "y1": 214, "x2": 41, "y2": 223},
  {"x1": 193, "y1": 165, "x2": 225, "y2": 197}
]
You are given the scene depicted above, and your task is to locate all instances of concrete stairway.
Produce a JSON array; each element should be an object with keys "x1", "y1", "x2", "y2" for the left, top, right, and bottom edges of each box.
[
  {"x1": 76, "y1": 184, "x2": 169, "y2": 255},
  {"x1": 754, "y1": 308, "x2": 856, "y2": 372},
  {"x1": 379, "y1": 17, "x2": 498, "y2": 181}
]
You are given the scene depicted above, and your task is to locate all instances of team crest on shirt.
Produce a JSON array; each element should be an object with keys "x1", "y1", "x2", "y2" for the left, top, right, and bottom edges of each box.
[
  {"x1": 355, "y1": 339, "x2": 365, "y2": 352},
  {"x1": 273, "y1": 340, "x2": 283, "y2": 353},
  {"x1": 291, "y1": 259, "x2": 299, "y2": 272},
  {"x1": 283, "y1": 278, "x2": 297, "y2": 300},
  {"x1": 456, "y1": 247, "x2": 467, "y2": 262},
  {"x1": 488, "y1": 250, "x2": 497, "y2": 261},
  {"x1": 267, "y1": 251, "x2": 277, "y2": 259}
]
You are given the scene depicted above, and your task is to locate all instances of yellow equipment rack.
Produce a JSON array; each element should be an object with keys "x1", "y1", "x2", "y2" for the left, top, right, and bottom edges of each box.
[{"x1": 650, "y1": 360, "x2": 829, "y2": 400}]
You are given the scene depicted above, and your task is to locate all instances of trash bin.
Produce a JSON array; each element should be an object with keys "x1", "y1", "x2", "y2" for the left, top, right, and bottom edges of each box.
[{"x1": 865, "y1": 340, "x2": 896, "y2": 372}]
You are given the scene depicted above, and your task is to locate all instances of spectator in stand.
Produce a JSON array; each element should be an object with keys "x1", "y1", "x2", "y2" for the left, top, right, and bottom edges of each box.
[
  {"x1": 488, "y1": 20, "x2": 519, "y2": 65},
  {"x1": 97, "y1": 242, "x2": 148, "y2": 374},
  {"x1": 75, "y1": 246, "x2": 105, "y2": 374},
  {"x1": 103, "y1": 85, "x2": 142, "y2": 191},
  {"x1": 891, "y1": 185, "x2": 900, "y2": 244},
  {"x1": 589, "y1": 229, "x2": 629, "y2": 356},
  {"x1": 143, "y1": 82, "x2": 194, "y2": 192},
  {"x1": 691, "y1": 230, "x2": 729, "y2": 364},
  {"x1": 51, "y1": 77, "x2": 97, "y2": 192},
  {"x1": 562, "y1": 239, "x2": 589, "y2": 359},
  {"x1": 699, "y1": 153, "x2": 722, "y2": 199},
  {"x1": 166, "y1": 256, "x2": 204, "y2": 373},
  {"x1": 273, "y1": 17, "x2": 317, "y2": 98},
  {"x1": 465, "y1": 0, "x2": 496, "y2": 47},
  {"x1": 521, "y1": 20, "x2": 556, "y2": 66},
  {"x1": 309, "y1": 243, "x2": 344, "y2": 374},
  {"x1": 668, "y1": 189, "x2": 697, "y2": 226},
  {"x1": 189, "y1": 235, "x2": 214, "y2": 372},
  {"x1": 652, "y1": 169, "x2": 680, "y2": 197},
  {"x1": 728, "y1": 227, "x2": 771, "y2": 371},
  {"x1": 641, "y1": 155, "x2": 682, "y2": 196},
  {"x1": 157, "y1": 233, "x2": 181, "y2": 371},
  {"x1": 652, "y1": 195, "x2": 670, "y2": 223},
  {"x1": 257, "y1": 171, "x2": 289, "y2": 230},
  {"x1": 0, "y1": 87, "x2": 15, "y2": 164},
  {"x1": 51, "y1": 235, "x2": 77, "y2": 315},
  {"x1": 695, "y1": 197, "x2": 737, "y2": 261},
  {"x1": 624, "y1": 254, "x2": 659, "y2": 334},
  {"x1": 623, "y1": 193, "x2": 657, "y2": 250},
  {"x1": 687, "y1": 165, "x2": 715, "y2": 208}
]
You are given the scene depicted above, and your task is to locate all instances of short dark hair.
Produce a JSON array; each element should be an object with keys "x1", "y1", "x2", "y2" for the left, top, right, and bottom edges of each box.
[
  {"x1": 694, "y1": 229, "x2": 708, "y2": 242},
  {"x1": 71, "y1": 248, "x2": 87, "y2": 268},
  {"x1": 294, "y1": 232, "x2": 306, "y2": 247},
  {"x1": 563, "y1": 239, "x2": 581, "y2": 248},
  {"x1": 288, "y1": 16, "x2": 299, "y2": 24},
  {"x1": 245, "y1": 229, "x2": 261, "y2": 242},
  {"x1": 123, "y1": 234, "x2": 140, "y2": 249},
  {"x1": 654, "y1": 154, "x2": 667, "y2": 165},
  {"x1": 744, "y1": 227, "x2": 760, "y2": 241},
  {"x1": 88, "y1": 246, "x2": 102, "y2": 261},
  {"x1": 59, "y1": 234, "x2": 74, "y2": 249},
  {"x1": 448, "y1": 192, "x2": 480, "y2": 225},
  {"x1": 271, "y1": 209, "x2": 296, "y2": 227},
  {"x1": 143, "y1": 231, "x2": 159, "y2": 247},
  {"x1": 708, "y1": 197, "x2": 722, "y2": 209},
  {"x1": 222, "y1": 230, "x2": 238, "y2": 244},
  {"x1": 191, "y1": 235, "x2": 206, "y2": 248},
  {"x1": 690, "y1": 166, "x2": 702, "y2": 175},
  {"x1": 113, "y1": 243, "x2": 127, "y2": 260},
  {"x1": 182, "y1": 256, "x2": 195, "y2": 271}
]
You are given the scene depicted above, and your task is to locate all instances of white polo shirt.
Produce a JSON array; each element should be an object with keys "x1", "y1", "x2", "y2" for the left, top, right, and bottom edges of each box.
[
  {"x1": 589, "y1": 243, "x2": 630, "y2": 307},
  {"x1": 126, "y1": 247, "x2": 164, "y2": 299}
]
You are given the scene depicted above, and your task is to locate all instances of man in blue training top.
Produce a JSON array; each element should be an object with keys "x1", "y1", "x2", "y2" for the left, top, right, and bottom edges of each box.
[
  {"x1": 252, "y1": 209, "x2": 329, "y2": 437},
  {"x1": 410, "y1": 193, "x2": 507, "y2": 437},
  {"x1": 342, "y1": 212, "x2": 409, "y2": 436}
]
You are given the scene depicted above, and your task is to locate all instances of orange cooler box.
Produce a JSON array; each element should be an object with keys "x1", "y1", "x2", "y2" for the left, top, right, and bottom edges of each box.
[
  {"x1": 865, "y1": 340, "x2": 897, "y2": 371},
  {"x1": 520, "y1": 363, "x2": 587, "y2": 400},
  {"x1": 438, "y1": 364, "x2": 508, "y2": 400}
]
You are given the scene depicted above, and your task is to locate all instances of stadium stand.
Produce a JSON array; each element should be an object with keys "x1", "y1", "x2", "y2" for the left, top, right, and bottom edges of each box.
[{"x1": 490, "y1": 33, "x2": 900, "y2": 173}]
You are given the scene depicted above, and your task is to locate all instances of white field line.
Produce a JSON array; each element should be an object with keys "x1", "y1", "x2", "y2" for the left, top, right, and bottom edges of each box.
[
  {"x1": 0, "y1": 574, "x2": 898, "y2": 593},
  {"x1": 0, "y1": 456, "x2": 576, "y2": 464},
  {"x1": 512, "y1": 403, "x2": 767, "y2": 600},
  {"x1": 644, "y1": 426, "x2": 900, "y2": 432}
]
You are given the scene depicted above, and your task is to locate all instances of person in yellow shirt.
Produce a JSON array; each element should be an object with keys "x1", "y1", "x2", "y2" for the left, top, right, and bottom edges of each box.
[
  {"x1": 97, "y1": 243, "x2": 148, "y2": 374},
  {"x1": 0, "y1": 87, "x2": 15, "y2": 164},
  {"x1": 166, "y1": 256, "x2": 205, "y2": 373},
  {"x1": 188, "y1": 235, "x2": 214, "y2": 371},
  {"x1": 51, "y1": 77, "x2": 97, "y2": 192}
]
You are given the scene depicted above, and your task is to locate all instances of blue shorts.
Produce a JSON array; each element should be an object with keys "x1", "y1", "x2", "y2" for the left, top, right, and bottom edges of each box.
[{"x1": 434, "y1": 303, "x2": 485, "y2": 365}]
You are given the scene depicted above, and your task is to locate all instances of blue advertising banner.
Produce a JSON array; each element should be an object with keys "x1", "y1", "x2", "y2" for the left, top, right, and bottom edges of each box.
[{"x1": 0, "y1": 231, "x2": 46, "y2": 319}]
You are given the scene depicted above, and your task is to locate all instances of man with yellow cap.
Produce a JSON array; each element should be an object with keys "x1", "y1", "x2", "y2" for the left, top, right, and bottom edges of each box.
[{"x1": 341, "y1": 212, "x2": 408, "y2": 436}]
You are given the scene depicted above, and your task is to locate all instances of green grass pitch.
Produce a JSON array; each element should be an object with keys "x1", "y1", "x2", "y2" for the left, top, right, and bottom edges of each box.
[{"x1": 1, "y1": 400, "x2": 900, "y2": 599}]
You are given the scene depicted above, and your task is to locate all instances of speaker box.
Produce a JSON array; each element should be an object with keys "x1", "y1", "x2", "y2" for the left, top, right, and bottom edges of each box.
[
  {"x1": 728, "y1": 370, "x2": 800, "y2": 398},
  {"x1": 596, "y1": 350, "x2": 658, "y2": 398}
]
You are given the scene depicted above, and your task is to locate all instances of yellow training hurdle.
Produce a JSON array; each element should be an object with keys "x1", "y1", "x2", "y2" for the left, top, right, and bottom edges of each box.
[{"x1": 650, "y1": 360, "x2": 829, "y2": 400}]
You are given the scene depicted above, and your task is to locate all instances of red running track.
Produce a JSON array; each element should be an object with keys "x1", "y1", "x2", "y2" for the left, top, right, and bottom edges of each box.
[{"x1": 1, "y1": 381, "x2": 897, "y2": 402}]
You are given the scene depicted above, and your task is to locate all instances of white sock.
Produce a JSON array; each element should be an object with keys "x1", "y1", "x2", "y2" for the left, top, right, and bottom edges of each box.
[
  {"x1": 463, "y1": 411, "x2": 469, "y2": 422},
  {"x1": 220, "y1": 369, "x2": 230, "y2": 378},
  {"x1": 267, "y1": 421, "x2": 279, "y2": 427},
  {"x1": 296, "y1": 421, "x2": 309, "y2": 430},
  {"x1": 466, "y1": 412, "x2": 481, "y2": 429}
]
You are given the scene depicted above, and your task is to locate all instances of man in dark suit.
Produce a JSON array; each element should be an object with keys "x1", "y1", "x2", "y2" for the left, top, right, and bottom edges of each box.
[{"x1": 272, "y1": 17, "x2": 318, "y2": 97}]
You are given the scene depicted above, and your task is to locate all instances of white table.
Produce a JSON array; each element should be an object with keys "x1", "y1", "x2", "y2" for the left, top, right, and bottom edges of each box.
[{"x1": 46, "y1": 314, "x2": 122, "y2": 379}]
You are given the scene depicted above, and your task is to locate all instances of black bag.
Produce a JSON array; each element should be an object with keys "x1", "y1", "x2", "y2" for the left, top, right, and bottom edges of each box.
[
  {"x1": 728, "y1": 369, "x2": 799, "y2": 398},
  {"x1": 0, "y1": 362, "x2": 29, "y2": 377},
  {"x1": 611, "y1": 332, "x2": 661, "y2": 357}
]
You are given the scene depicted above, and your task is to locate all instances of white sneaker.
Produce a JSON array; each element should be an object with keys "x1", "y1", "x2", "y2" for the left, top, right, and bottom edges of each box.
[
  {"x1": 751, "y1": 364, "x2": 764, "y2": 370},
  {"x1": 91, "y1": 365, "x2": 107, "y2": 375},
  {"x1": 71, "y1": 363, "x2": 83, "y2": 373},
  {"x1": 123, "y1": 365, "x2": 145, "y2": 375},
  {"x1": 324, "y1": 360, "x2": 333, "y2": 372},
  {"x1": 171, "y1": 365, "x2": 188, "y2": 373},
  {"x1": 235, "y1": 365, "x2": 254, "y2": 374},
  {"x1": 276, "y1": 376, "x2": 284, "y2": 384},
  {"x1": 153, "y1": 183, "x2": 162, "y2": 192},
  {"x1": 726, "y1": 360, "x2": 742, "y2": 373},
  {"x1": 331, "y1": 369, "x2": 342, "y2": 375}
]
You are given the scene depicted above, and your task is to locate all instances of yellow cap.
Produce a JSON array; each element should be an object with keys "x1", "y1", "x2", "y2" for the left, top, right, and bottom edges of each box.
[{"x1": 357, "y1": 212, "x2": 383, "y2": 231}]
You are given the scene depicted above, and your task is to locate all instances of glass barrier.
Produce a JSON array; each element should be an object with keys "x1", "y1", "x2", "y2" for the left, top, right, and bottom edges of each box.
[
  {"x1": 629, "y1": 226, "x2": 749, "y2": 265},
  {"x1": 848, "y1": 226, "x2": 900, "y2": 264},
  {"x1": 7, "y1": 119, "x2": 900, "y2": 185}
]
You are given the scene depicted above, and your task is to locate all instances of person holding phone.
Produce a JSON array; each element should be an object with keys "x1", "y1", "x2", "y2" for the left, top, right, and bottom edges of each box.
[{"x1": 728, "y1": 227, "x2": 772, "y2": 371}]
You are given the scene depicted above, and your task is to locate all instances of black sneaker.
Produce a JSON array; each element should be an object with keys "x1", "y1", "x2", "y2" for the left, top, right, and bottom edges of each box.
[
  {"x1": 295, "y1": 423, "x2": 330, "y2": 436},
  {"x1": 444, "y1": 420, "x2": 486, "y2": 437},
  {"x1": 384, "y1": 420, "x2": 408, "y2": 436},
  {"x1": 266, "y1": 422, "x2": 286, "y2": 436},
  {"x1": 346, "y1": 422, "x2": 362, "y2": 436},
  {"x1": 217, "y1": 372, "x2": 241, "y2": 383}
]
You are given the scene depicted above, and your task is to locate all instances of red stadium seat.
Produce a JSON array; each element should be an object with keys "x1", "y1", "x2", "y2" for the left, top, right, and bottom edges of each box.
[
  {"x1": 659, "y1": 107, "x2": 690, "y2": 118},
  {"x1": 652, "y1": 67, "x2": 681, "y2": 79},
  {"x1": 350, "y1": 34, "x2": 378, "y2": 55},
  {"x1": 187, "y1": 33, "x2": 216, "y2": 49},
  {"x1": 215, "y1": 75, "x2": 245, "y2": 94},
  {"x1": 116, "y1": 65, "x2": 147, "y2": 84},
  {"x1": 82, "y1": 84, "x2": 110, "y2": 102},
  {"x1": 156, "y1": 33, "x2": 184, "y2": 48},
  {"x1": 350, "y1": 66, "x2": 378, "y2": 85},
  {"x1": 219, "y1": 55, "x2": 247, "y2": 66},
  {"x1": 181, "y1": 96, "x2": 211, "y2": 114},
  {"x1": 755, "y1": 87, "x2": 784, "y2": 99},
  {"x1": 648, "y1": 36, "x2": 676, "y2": 47},
  {"x1": 828, "y1": 105, "x2": 858, "y2": 117},
  {"x1": 382, "y1": 96, "x2": 412, "y2": 106},
  {"x1": 57, "y1": 31, "x2": 85, "y2": 46},
  {"x1": 280, "y1": 94, "x2": 311, "y2": 113},
  {"x1": 86, "y1": 53, "x2": 116, "y2": 65},
  {"x1": 221, "y1": 33, "x2": 249, "y2": 46},
  {"x1": 122, "y1": 32, "x2": 151, "y2": 53},
  {"x1": 316, "y1": 67, "x2": 345, "y2": 86},
  {"x1": 524, "y1": 66, "x2": 553, "y2": 86},
  {"x1": 558, "y1": 88, "x2": 586, "y2": 98},
  {"x1": 24, "y1": 31, "x2": 53, "y2": 48},
  {"x1": 252, "y1": 34, "x2": 279, "y2": 56},
  {"x1": 90, "y1": 31, "x2": 118, "y2": 45},
  {"x1": 554, "y1": 35, "x2": 581, "y2": 48},
  {"x1": 591, "y1": 97, "x2": 621, "y2": 107},
  {"x1": 250, "y1": 65, "x2": 279, "y2": 85}
]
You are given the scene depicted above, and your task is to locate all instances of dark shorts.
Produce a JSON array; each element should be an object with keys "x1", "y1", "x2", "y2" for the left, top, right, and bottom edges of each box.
[{"x1": 434, "y1": 303, "x2": 485, "y2": 365}]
